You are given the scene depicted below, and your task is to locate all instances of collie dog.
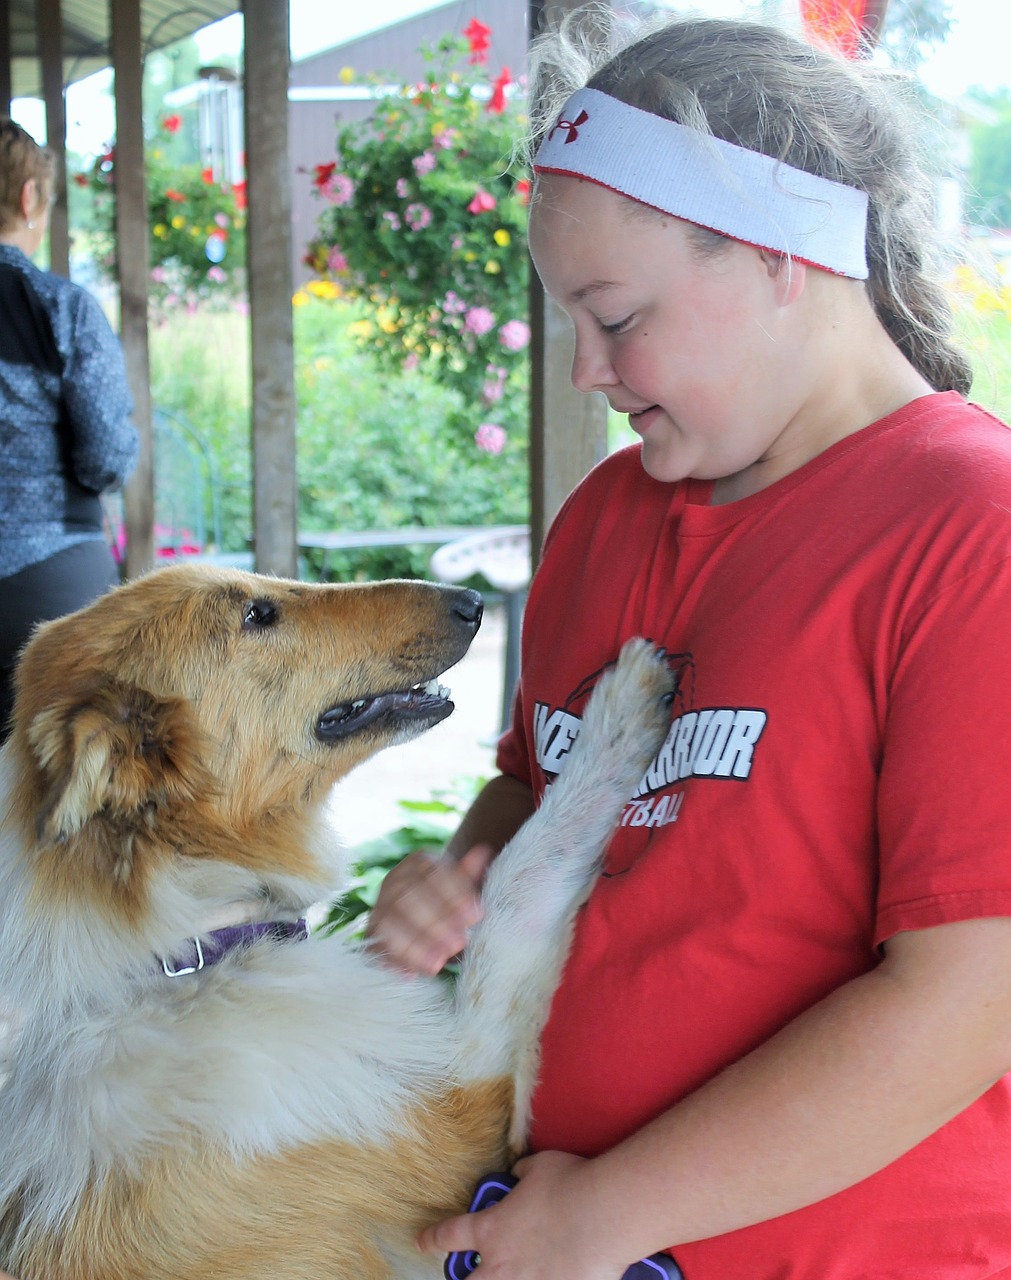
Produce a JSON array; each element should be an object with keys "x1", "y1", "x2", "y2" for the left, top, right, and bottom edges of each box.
[{"x1": 0, "y1": 564, "x2": 673, "y2": 1280}]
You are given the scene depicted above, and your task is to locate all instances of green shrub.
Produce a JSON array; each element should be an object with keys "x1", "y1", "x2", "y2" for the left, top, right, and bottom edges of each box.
[
  {"x1": 148, "y1": 298, "x2": 528, "y2": 572},
  {"x1": 303, "y1": 26, "x2": 530, "y2": 460}
]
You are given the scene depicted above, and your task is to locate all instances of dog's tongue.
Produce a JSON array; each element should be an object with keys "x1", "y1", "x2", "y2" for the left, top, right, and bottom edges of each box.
[{"x1": 315, "y1": 682, "x2": 452, "y2": 740}]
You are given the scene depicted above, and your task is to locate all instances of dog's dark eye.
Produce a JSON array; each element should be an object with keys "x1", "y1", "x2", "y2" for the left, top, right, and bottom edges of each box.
[{"x1": 242, "y1": 599, "x2": 279, "y2": 631}]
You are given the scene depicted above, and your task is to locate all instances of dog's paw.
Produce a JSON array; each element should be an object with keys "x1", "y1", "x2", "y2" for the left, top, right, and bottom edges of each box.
[{"x1": 575, "y1": 638, "x2": 675, "y2": 785}]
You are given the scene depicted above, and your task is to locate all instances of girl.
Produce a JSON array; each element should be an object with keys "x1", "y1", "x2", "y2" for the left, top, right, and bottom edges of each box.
[{"x1": 369, "y1": 9, "x2": 1011, "y2": 1276}]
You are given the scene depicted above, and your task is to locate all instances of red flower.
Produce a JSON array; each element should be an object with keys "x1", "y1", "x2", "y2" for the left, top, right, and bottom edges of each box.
[
  {"x1": 515, "y1": 178, "x2": 531, "y2": 206},
  {"x1": 201, "y1": 167, "x2": 215, "y2": 184},
  {"x1": 467, "y1": 188, "x2": 497, "y2": 214},
  {"x1": 464, "y1": 18, "x2": 491, "y2": 65},
  {"x1": 164, "y1": 188, "x2": 186, "y2": 203},
  {"x1": 232, "y1": 180, "x2": 247, "y2": 210},
  {"x1": 487, "y1": 67, "x2": 511, "y2": 114},
  {"x1": 313, "y1": 161, "x2": 337, "y2": 189},
  {"x1": 161, "y1": 114, "x2": 182, "y2": 134},
  {"x1": 73, "y1": 172, "x2": 89, "y2": 187}
]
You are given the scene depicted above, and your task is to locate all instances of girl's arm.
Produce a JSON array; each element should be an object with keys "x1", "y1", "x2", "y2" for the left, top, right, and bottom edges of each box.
[{"x1": 419, "y1": 914, "x2": 1011, "y2": 1278}]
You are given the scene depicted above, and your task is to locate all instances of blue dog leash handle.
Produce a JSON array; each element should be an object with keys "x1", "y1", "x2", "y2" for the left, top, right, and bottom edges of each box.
[{"x1": 443, "y1": 1173, "x2": 686, "y2": 1280}]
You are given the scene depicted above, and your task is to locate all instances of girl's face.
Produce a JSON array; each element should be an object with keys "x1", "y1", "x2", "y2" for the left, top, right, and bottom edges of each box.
[{"x1": 528, "y1": 174, "x2": 824, "y2": 488}]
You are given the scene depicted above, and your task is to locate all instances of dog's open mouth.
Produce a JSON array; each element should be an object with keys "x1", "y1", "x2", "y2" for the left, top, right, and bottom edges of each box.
[{"x1": 315, "y1": 678, "x2": 453, "y2": 741}]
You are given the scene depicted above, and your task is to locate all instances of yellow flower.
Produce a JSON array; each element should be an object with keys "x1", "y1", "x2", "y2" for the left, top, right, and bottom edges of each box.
[
  {"x1": 292, "y1": 290, "x2": 309, "y2": 306},
  {"x1": 339, "y1": 66, "x2": 355, "y2": 84},
  {"x1": 431, "y1": 120, "x2": 446, "y2": 136},
  {"x1": 493, "y1": 228, "x2": 511, "y2": 247},
  {"x1": 153, "y1": 223, "x2": 168, "y2": 238},
  {"x1": 306, "y1": 279, "x2": 341, "y2": 300},
  {"x1": 171, "y1": 215, "x2": 185, "y2": 230},
  {"x1": 463, "y1": 251, "x2": 477, "y2": 262},
  {"x1": 484, "y1": 260, "x2": 502, "y2": 274},
  {"x1": 429, "y1": 341, "x2": 444, "y2": 357},
  {"x1": 348, "y1": 319, "x2": 375, "y2": 338},
  {"x1": 151, "y1": 149, "x2": 163, "y2": 161}
]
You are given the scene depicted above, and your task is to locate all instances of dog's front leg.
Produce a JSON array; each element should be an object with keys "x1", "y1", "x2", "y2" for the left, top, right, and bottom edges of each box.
[{"x1": 452, "y1": 638, "x2": 674, "y2": 1149}]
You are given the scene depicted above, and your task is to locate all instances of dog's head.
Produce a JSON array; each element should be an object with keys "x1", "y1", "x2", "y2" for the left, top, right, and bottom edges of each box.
[{"x1": 7, "y1": 564, "x2": 481, "y2": 920}]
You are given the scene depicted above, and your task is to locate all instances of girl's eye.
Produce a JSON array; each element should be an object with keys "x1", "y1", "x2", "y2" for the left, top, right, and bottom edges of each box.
[{"x1": 599, "y1": 315, "x2": 633, "y2": 335}]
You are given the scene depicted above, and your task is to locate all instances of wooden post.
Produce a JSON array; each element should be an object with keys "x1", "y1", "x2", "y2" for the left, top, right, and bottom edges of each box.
[
  {"x1": 527, "y1": 0, "x2": 609, "y2": 564},
  {"x1": 242, "y1": 0, "x2": 298, "y2": 578},
  {"x1": 111, "y1": 0, "x2": 155, "y2": 577},
  {"x1": 36, "y1": 0, "x2": 69, "y2": 276},
  {"x1": 0, "y1": 0, "x2": 11, "y2": 115}
]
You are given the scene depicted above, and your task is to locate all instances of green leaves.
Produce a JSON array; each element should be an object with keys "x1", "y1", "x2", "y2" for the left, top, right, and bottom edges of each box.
[
  {"x1": 303, "y1": 29, "x2": 530, "y2": 451},
  {"x1": 320, "y1": 778, "x2": 486, "y2": 937},
  {"x1": 79, "y1": 126, "x2": 247, "y2": 311}
]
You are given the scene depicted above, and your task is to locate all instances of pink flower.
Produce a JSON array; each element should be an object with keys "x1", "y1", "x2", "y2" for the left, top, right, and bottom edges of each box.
[
  {"x1": 207, "y1": 266, "x2": 227, "y2": 284},
  {"x1": 433, "y1": 128, "x2": 458, "y2": 150},
  {"x1": 396, "y1": 177, "x2": 410, "y2": 198},
  {"x1": 382, "y1": 210, "x2": 402, "y2": 230},
  {"x1": 498, "y1": 319, "x2": 531, "y2": 351},
  {"x1": 214, "y1": 212, "x2": 230, "y2": 228},
  {"x1": 402, "y1": 352, "x2": 420, "y2": 371},
  {"x1": 151, "y1": 266, "x2": 167, "y2": 284},
  {"x1": 482, "y1": 362, "x2": 507, "y2": 402},
  {"x1": 412, "y1": 151, "x2": 436, "y2": 176},
  {"x1": 467, "y1": 189, "x2": 497, "y2": 215},
  {"x1": 475, "y1": 423, "x2": 507, "y2": 455},
  {"x1": 325, "y1": 173, "x2": 356, "y2": 206},
  {"x1": 442, "y1": 291, "x2": 467, "y2": 315},
  {"x1": 405, "y1": 202, "x2": 432, "y2": 231},
  {"x1": 327, "y1": 246, "x2": 349, "y2": 273},
  {"x1": 464, "y1": 306, "x2": 496, "y2": 336}
]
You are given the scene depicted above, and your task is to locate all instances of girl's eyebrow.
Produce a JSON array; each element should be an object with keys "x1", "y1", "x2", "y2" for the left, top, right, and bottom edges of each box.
[{"x1": 569, "y1": 279, "x2": 620, "y2": 304}]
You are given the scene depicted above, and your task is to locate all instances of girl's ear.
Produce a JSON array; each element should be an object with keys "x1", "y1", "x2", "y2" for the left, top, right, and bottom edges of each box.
[{"x1": 761, "y1": 250, "x2": 807, "y2": 307}]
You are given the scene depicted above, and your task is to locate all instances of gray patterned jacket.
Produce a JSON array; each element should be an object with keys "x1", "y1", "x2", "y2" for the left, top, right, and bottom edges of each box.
[{"x1": 0, "y1": 244, "x2": 137, "y2": 579}]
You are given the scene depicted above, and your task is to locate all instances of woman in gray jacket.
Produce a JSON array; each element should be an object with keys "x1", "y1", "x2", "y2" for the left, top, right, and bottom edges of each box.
[{"x1": 0, "y1": 118, "x2": 137, "y2": 742}]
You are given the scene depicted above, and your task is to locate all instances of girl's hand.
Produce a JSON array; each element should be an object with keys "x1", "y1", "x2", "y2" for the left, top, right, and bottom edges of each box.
[
  {"x1": 417, "y1": 1150, "x2": 631, "y2": 1280},
  {"x1": 364, "y1": 844, "x2": 493, "y2": 975}
]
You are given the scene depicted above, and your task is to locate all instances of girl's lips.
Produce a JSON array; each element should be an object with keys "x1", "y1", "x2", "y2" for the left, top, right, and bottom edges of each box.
[{"x1": 627, "y1": 405, "x2": 661, "y2": 435}]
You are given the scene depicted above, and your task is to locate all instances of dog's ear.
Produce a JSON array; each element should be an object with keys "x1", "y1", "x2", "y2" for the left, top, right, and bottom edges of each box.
[{"x1": 28, "y1": 680, "x2": 207, "y2": 850}]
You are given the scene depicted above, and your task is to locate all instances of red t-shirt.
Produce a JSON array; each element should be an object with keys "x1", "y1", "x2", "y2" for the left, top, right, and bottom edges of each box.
[{"x1": 498, "y1": 393, "x2": 1011, "y2": 1278}]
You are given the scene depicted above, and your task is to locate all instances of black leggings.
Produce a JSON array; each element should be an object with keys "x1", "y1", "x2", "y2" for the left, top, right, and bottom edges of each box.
[{"x1": 0, "y1": 540, "x2": 120, "y2": 742}]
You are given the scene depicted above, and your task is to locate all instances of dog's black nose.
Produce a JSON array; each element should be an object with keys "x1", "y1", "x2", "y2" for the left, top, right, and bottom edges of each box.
[{"x1": 452, "y1": 587, "x2": 484, "y2": 631}]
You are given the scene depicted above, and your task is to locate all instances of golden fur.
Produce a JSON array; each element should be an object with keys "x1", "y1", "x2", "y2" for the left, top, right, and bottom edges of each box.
[{"x1": 0, "y1": 564, "x2": 674, "y2": 1279}]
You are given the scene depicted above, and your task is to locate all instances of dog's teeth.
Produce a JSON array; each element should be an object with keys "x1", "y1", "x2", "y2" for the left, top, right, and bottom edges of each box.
[
  {"x1": 351, "y1": 700, "x2": 366, "y2": 710},
  {"x1": 422, "y1": 679, "x2": 450, "y2": 699}
]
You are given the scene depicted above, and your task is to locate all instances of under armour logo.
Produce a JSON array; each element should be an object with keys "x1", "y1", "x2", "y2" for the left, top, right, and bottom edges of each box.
[{"x1": 548, "y1": 108, "x2": 589, "y2": 144}]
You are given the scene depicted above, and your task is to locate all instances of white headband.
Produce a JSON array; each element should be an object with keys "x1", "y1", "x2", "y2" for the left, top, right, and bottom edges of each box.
[{"x1": 533, "y1": 88, "x2": 869, "y2": 280}]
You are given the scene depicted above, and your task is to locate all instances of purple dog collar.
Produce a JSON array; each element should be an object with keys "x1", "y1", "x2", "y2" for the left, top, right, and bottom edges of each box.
[{"x1": 161, "y1": 918, "x2": 309, "y2": 977}]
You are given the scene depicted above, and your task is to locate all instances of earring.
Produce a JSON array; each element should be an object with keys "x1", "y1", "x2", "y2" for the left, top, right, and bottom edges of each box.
[{"x1": 26, "y1": 220, "x2": 35, "y2": 230}]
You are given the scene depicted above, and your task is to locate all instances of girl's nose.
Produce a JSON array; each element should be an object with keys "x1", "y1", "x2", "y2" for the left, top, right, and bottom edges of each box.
[{"x1": 571, "y1": 335, "x2": 619, "y2": 394}]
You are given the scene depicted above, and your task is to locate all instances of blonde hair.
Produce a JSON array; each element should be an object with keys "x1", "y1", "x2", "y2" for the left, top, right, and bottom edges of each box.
[
  {"x1": 528, "y1": 7, "x2": 971, "y2": 395},
  {"x1": 0, "y1": 117, "x2": 55, "y2": 234}
]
